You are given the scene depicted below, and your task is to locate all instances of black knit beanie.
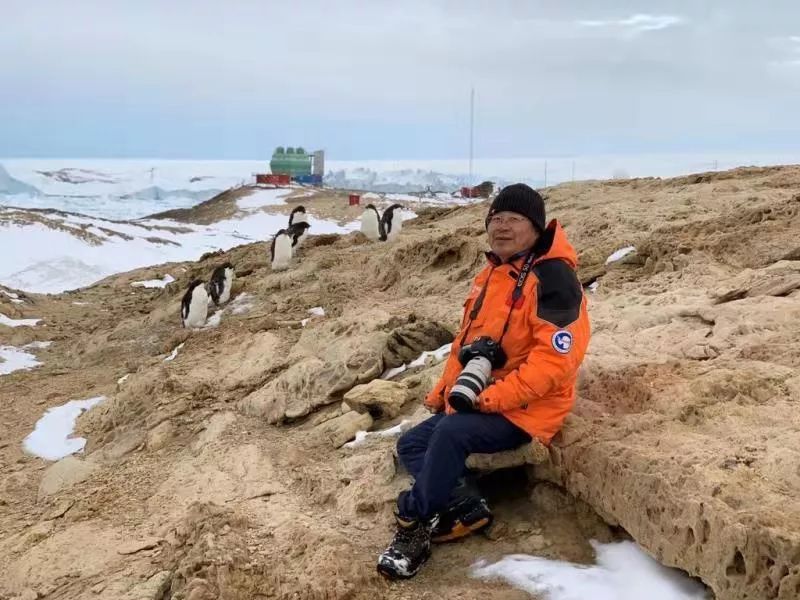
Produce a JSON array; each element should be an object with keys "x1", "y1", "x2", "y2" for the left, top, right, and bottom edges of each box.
[{"x1": 485, "y1": 183, "x2": 546, "y2": 232}]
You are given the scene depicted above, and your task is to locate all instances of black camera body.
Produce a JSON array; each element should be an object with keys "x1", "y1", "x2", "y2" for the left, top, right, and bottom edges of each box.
[{"x1": 457, "y1": 336, "x2": 507, "y2": 370}]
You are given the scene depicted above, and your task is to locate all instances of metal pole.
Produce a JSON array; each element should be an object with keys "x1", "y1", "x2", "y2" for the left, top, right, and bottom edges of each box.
[{"x1": 469, "y1": 87, "x2": 474, "y2": 186}]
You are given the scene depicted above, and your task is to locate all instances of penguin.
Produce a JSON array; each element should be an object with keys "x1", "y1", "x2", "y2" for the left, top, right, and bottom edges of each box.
[
  {"x1": 209, "y1": 262, "x2": 234, "y2": 306},
  {"x1": 288, "y1": 205, "x2": 308, "y2": 226},
  {"x1": 360, "y1": 204, "x2": 382, "y2": 241},
  {"x1": 181, "y1": 279, "x2": 209, "y2": 328},
  {"x1": 270, "y1": 229, "x2": 293, "y2": 270},
  {"x1": 286, "y1": 221, "x2": 311, "y2": 252},
  {"x1": 380, "y1": 204, "x2": 404, "y2": 242}
]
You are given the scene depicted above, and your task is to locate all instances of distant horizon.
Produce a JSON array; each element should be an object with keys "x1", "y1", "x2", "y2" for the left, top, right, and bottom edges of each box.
[{"x1": 3, "y1": 149, "x2": 800, "y2": 163}]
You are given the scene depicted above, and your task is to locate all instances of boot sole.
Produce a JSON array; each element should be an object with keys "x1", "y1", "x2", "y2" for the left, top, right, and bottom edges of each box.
[{"x1": 431, "y1": 515, "x2": 493, "y2": 544}]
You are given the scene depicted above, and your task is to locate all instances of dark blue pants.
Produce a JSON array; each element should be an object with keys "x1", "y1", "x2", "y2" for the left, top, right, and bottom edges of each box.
[{"x1": 396, "y1": 412, "x2": 531, "y2": 520}]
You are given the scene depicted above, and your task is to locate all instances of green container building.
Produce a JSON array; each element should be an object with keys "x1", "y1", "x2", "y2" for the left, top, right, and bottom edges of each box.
[{"x1": 270, "y1": 146, "x2": 313, "y2": 177}]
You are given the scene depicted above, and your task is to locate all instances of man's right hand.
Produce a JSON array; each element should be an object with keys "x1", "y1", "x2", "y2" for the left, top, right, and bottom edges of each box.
[{"x1": 423, "y1": 400, "x2": 444, "y2": 414}]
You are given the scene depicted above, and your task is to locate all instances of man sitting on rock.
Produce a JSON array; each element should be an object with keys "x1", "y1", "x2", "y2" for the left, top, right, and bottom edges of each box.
[{"x1": 377, "y1": 183, "x2": 591, "y2": 579}]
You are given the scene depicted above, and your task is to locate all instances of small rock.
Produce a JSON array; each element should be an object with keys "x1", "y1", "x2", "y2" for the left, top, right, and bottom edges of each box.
[
  {"x1": 466, "y1": 441, "x2": 549, "y2": 471},
  {"x1": 146, "y1": 421, "x2": 174, "y2": 451},
  {"x1": 122, "y1": 570, "x2": 172, "y2": 600},
  {"x1": 38, "y1": 457, "x2": 99, "y2": 499},
  {"x1": 514, "y1": 523, "x2": 532, "y2": 534},
  {"x1": 19, "y1": 589, "x2": 38, "y2": 600},
  {"x1": 526, "y1": 533, "x2": 549, "y2": 552},
  {"x1": 91, "y1": 582, "x2": 106, "y2": 594},
  {"x1": 26, "y1": 521, "x2": 55, "y2": 544},
  {"x1": 244, "y1": 483, "x2": 285, "y2": 499},
  {"x1": 117, "y1": 537, "x2": 162, "y2": 555},
  {"x1": 343, "y1": 379, "x2": 409, "y2": 419},
  {"x1": 311, "y1": 410, "x2": 373, "y2": 448},
  {"x1": 99, "y1": 430, "x2": 145, "y2": 461},
  {"x1": 44, "y1": 499, "x2": 75, "y2": 520},
  {"x1": 485, "y1": 520, "x2": 509, "y2": 541}
]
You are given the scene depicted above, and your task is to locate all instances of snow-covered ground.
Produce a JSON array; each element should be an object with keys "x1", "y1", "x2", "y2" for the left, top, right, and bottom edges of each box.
[
  {"x1": 23, "y1": 395, "x2": 106, "y2": 460},
  {"x1": 3, "y1": 153, "x2": 799, "y2": 294},
  {"x1": 0, "y1": 190, "x2": 359, "y2": 293},
  {"x1": 343, "y1": 420, "x2": 412, "y2": 449},
  {"x1": 0, "y1": 159, "x2": 266, "y2": 220},
  {"x1": 4, "y1": 152, "x2": 800, "y2": 219},
  {"x1": 382, "y1": 342, "x2": 452, "y2": 379},
  {"x1": 0, "y1": 341, "x2": 51, "y2": 375},
  {"x1": 606, "y1": 246, "x2": 636, "y2": 265},
  {"x1": 131, "y1": 274, "x2": 175, "y2": 288},
  {"x1": 472, "y1": 540, "x2": 707, "y2": 600},
  {"x1": 0, "y1": 313, "x2": 41, "y2": 327},
  {"x1": 163, "y1": 342, "x2": 185, "y2": 362},
  {"x1": 326, "y1": 152, "x2": 800, "y2": 192}
]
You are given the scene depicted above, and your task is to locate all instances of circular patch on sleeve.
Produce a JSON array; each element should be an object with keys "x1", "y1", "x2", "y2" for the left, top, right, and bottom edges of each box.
[{"x1": 551, "y1": 330, "x2": 573, "y2": 354}]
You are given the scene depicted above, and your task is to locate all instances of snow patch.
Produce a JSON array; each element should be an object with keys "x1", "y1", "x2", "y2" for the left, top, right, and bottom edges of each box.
[
  {"x1": 0, "y1": 206, "x2": 359, "y2": 294},
  {"x1": 382, "y1": 343, "x2": 452, "y2": 379},
  {"x1": 343, "y1": 420, "x2": 411, "y2": 448},
  {"x1": 131, "y1": 274, "x2": 175, "y2": 288},
  {"x1": 0, "y1": 342, "x2": 48, "y2": 375},
  {"x1": 605, "y1": 246, "x2": 636, "y2": 265},
  {"x1": 0, "y1": 313, "x2": 41, "y2": 327},
  {"x1": 308, "y1": 306, "x2": 325, "y2": 317},
  {"x1": 163, "y1": 342, "x2": 185, "y2": 362},
  {"x1": 1, "y1": 289, "x2": 23, "y2": 304},
  {"x1": 472, "y1": 540, "x2": 707, "y2": 600},
  {"x1": 25, "y1": 340, "x2": 52, "y2": 349},
  {"x1": 229, "y1": 293, "x2": 253, "y2": 315},
  {"x1": 236, "y1": 188, "x2": 289, "y2": 210},
  {"x1": 23, "y1": 396, "x2": 106, "y2": 460}
]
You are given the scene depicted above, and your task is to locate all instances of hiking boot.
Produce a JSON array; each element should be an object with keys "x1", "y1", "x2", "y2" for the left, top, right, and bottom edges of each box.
[
  {"x1": 431, "y1": 496, "x2": 493, "y2": 543},
  {"x1": 377, "y1": 514, "x2": 437, "y2": 580}
]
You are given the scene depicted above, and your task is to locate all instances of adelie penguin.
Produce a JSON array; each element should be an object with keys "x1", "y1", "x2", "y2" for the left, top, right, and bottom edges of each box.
[
  {"x1": 380, "y1": 203, "x2": 404, "y2": 242},
  {"x1": 270, "y1": 229, "x2": 293, "y2": 270},
  {"x1": 286, "y1": 221, "x2": 311, "y2": 253},
  {"x1": 360, "y1": 204, "x2": 382, "y2": 241},
  {"x1": 209, "y1": 262, "x2": 234, "y2": 306},
  {"x1": 181, "y1": 279, "x2": 209, "y2": 328},
  {"x1": 288, "y1": 205, "x2": 308, "y2": 226}
]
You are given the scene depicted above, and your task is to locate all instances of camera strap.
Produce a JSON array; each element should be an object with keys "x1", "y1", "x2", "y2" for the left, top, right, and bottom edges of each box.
[
  {"x1": 498, "y1": 249, "x2": 537, "y2": 345},
  {"x1": 460, "y1": 249, "x2": 537, "y2": 348}
]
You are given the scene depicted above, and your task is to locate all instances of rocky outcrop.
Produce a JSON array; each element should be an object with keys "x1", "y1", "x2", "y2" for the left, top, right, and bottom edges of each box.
[{"x1": 343, "y1": 379, "x2": 409, "y2": 419}]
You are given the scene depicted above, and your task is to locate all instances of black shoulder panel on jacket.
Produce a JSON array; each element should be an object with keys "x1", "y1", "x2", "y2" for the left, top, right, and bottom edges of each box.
[{"x1": 532, "y1": 259, "x2": 582, "y2": 327}]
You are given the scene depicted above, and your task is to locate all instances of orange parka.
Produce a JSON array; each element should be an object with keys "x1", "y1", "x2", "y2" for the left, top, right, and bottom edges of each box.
[{"x1": 424, "y1": 220, "x2": 590, "y2": 444}]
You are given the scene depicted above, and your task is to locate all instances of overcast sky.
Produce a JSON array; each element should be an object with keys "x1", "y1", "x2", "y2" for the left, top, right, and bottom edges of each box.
[{"x1": 1, "y1": 1, "x2": 799, "y2": 160}]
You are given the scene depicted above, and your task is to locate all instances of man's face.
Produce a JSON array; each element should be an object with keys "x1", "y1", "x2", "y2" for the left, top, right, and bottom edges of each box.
[{"x1": 487, "y1": 211, "x2": 540, "y2": 261}]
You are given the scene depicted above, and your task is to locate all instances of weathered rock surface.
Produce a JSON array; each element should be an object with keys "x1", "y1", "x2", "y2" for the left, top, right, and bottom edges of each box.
[
  {"x1": 312, "y1": 410, "x2": 374, "y2": 448},
  {"x1": 38, "y1": 457, "x2": 99, "y2": 499},
  {"x1": 466, "y1": 440, "x2": 549, "y2": 471},
  {"x1": 4, "y1": 166, "x2": 800, "y2": 600},
  {"x1": 343, "y1": 379, "x2": 409, "y2": 419}
]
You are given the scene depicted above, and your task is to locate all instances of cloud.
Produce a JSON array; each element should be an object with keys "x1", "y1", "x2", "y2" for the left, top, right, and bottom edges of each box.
[
  {"x1": 767, "y1": 35, "x2": 800, "y2": 67},
  {"x1": 578, "y1": 14, "x2": 685, "y2": 34},
  {"x1": 1, "y1": 1, "x2": 800, "y2": 159}
]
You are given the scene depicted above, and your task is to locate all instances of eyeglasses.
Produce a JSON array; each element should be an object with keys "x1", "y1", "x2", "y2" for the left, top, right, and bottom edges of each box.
[{"x1": 487, "y1": 214, "x2": 527, "y2": 227}]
